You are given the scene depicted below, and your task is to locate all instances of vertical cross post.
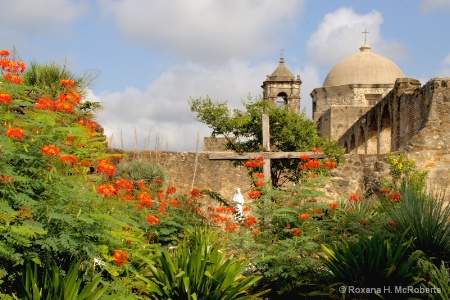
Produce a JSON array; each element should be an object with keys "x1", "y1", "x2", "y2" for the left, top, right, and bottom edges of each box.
[
  {"x1": 262, "y1": 113, "x2": 271, "y2": 183},
  {"x1": 362, "y1": 28, "x2": 369, "y2": 44}
]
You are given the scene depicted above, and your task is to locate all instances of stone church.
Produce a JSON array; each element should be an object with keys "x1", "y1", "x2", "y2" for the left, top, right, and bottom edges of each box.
[{"x1": 132, "y1": 42, "x2": 450, "y2": 197}]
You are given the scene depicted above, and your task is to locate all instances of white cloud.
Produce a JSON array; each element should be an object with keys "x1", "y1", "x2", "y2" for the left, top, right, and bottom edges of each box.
[
  {"x1": 98, "y1": 0, "x2": 305, "y2": 62},
  {"x1": 306, "y1": 7, "x2": 405, "y2": 68},
  {"x1": 94, "y1": 59, "x2": 279, "y2": 151},
  {"x1": 420, "y1": 0, "x2": 450, "y2": 13},
  {"x1": 0, "y1": 0, "x2": 89, "y2": 35},
  {"x1": 437, "y1": 53, "x2": 450, "y2": 77}
]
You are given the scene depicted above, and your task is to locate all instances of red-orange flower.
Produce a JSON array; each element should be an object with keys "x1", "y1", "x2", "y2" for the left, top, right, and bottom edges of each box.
[
  {"x1": 324, "y1": 161, "x2": 336, "y2": 169},
  {"x1": 299, "y1": 154, "x2": 311, "y2": 161},
  {"x1": 312, "y1": 148, "x2": 323, "y2": 153},
  {"x1": 97, "y1": 159, "x2": 117, "y2": 176},
  {"x1": 60, "y1": 154, "x2": 77, "y2": 166},
  {"x1": 42, "y1": 145, "x2": 60, "y2": 156},
  {"x1": 154, "y1": 179, "x2": 163, "y2": 185},
  {"x1": 254, "y1": 172, "x2": 264, "y2": 178},
  {"x1": 113, "y1": 250, "x2": 130, "y2": 266},
  {"x1": 293, "y1": 228, "x2": 301, "y2": 236},
  {"x1": 298, "y1": 213, "x2": 311, "y2": 219},
  {"x1": 248, "y1": 190, "x2": 261, "y2": 199},
  {"x1": 35, "y1": 97, "x2": 55, "y2": 111},
  {"x1": 61, "y1": 79, "x2": 76, "y2": 86},
  {"x1": 0, "y1": 93, "x2": 11, "y2": 104},
  {"x1": 328, "y1": 202, "x2": 338, "y2": 209},
  {"x1": 169, "y1": 199, "x2": 181, "y2": 208},
  {"x1": 190, "y1": 188, "x2": 202, "y2": 197},
  {"x1": 389, "y1": 193, "x2": 402, "y2": 202},
  {"x1": 115, "y1": 179, "x2": 134, "y2": 194},
  {"x1": 138, "y1": 192, "x2": 154, "y2": 208},
  {"x1": 224, "y1": 223, "x2": 238, "y2": 233},
  {"x1": 254, "y1": 181, "x2": 265, "y2": 187},
  {"x1": 97, "y1": 184, "x2": 116, "y2": 197},
  {"x1": 380, "y1": 189, "x2": 391, "y2": 194},
  {"x1": 147, "y1": 215, "x2": 160, "y2": 225},
  {"x1": 242, "y1": 216, "x2": 257, "y2": 227},
  {"x1": 6, "y1": 128, "x2": 24, "y2": 139},
  {"x1": 388, "y1": 221, "x2": 396, "y2": 227},
  {"x1": 166, "y1": 186, "x2": 177, "y2": 194}
]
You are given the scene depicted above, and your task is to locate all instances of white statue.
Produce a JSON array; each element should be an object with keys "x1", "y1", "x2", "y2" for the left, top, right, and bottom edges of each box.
[{"x1": 232, "y1": 188, "x2": 244, "y2": 222}]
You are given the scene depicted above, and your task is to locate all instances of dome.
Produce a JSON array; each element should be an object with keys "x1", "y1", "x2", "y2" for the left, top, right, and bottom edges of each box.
[
  {"x1": 322, "y1": 44, "x2": 404, "y2": 87},
  {"x1": 267, "y1": 58, "x2": 295, "y2": 81}
]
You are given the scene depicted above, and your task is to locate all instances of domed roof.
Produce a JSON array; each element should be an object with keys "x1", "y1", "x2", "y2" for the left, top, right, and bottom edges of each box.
[
  {"x1": 267, "y1": 58, "x2": 295, "y2": 81},
  {"x1": 322, "y1": 44, "x2": 404, "y2": 87}
]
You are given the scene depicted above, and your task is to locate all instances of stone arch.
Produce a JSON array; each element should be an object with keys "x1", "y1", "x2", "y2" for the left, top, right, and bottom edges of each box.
[
  {"x1": 349, "y1": 133, "x2": 356, "y2": 154},
  {"x1": 356, "y1": 125, "x2": 365, "y2": 154},
  {"x1": 366, "y1": 116, "x2": 378, "y2": 154},
  {"x1": 378, "y1": 103, "x2": 391, "y2": 153},
  {"x1": 276, "y1": 92, "x2": 288, "y2": 107}
]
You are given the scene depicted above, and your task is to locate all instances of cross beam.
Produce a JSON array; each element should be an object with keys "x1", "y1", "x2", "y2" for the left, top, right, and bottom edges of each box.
[{"x1": 208, "y1": 151, "x2": 324, "y2": 160}]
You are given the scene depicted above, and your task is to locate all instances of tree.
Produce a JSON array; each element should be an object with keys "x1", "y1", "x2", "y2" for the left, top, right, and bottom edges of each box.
[{"x1": 189, "y1": 97, "x2": 344, "y2": 187}]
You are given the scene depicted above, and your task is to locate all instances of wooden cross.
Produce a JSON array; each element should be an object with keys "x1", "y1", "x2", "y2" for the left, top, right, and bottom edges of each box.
[
  {"x1": 208, "y1": 113, "x2": 324, "y2": 183},
  {"x1": 362, "y1": 28, "x2": 369, "y2": 44}
]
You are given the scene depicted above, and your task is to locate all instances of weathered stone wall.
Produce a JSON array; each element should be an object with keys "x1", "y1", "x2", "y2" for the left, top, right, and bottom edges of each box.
[
  {"x1": 337, "y1": 77, "x2": 450, "y2": 191},
  {"x1": 118, "y1": 150, "x2": 251, "y2": 200},
  {"x1": 311, "y1": 84, "x2": 393, "y2": 123}
]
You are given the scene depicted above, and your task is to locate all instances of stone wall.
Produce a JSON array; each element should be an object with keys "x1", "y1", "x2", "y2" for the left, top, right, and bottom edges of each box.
[
  {"x1": 337, "y1": 77, "x2": 450, "y2": 191},
  {"x1": 117, "y1": 150, "x2": 251, "y2": 201}
]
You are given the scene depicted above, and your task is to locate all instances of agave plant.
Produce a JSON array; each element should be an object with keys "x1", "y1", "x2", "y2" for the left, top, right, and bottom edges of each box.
[
  {"x1": 135, "y1": 227, "x2": 269, "y2": 299},
  {"x1": 115, "y1": 158, "x2": 167, "y2": 185},
  {"x1": 320, "y1": 230, "x2": 423, "y2": 297},
  {"x1": 387, "y1": 182, "x2": 450, "y2": 263},
  {"x1": 18, "y1": 256, "x2": 113, "y2": 300}
]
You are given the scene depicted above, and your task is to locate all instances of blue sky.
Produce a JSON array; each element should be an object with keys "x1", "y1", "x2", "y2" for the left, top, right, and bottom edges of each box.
[{"x1": 1, "y1": 0, "x2": 449, "y2": 151}]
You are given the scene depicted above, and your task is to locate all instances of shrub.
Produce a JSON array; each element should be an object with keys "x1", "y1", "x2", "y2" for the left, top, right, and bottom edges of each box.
[
  {"x1": 320, "y1": 230, "x2": 423, "y2": 298},
  {"x1": 135, "y1": 227, "x2": 269, "y2": 299},
  {"x1": 387, "y1": 183, "x2": 450, "y2": 263}
]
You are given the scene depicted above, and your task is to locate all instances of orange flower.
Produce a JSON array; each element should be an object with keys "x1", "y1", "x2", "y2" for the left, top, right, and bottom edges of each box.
[
  {"x1": 6, "y1": 128, "x2": 24, "y2": 139},
  {"x1": 242, "y1": 216, "x2": 257, "y2": 227},
  {"x1": 254, "y1": 181, "x2": 265, "y2": 187},
  {"x1": 389, "y1": 193, "x2": 402, "y2": 202},
  {"x1": 35, "y1": 97, "x2": 55, "y2": 111},
  {"x1": 147, "y1": 215, "x2": 160, "y2": 225},
  {"x1": 61, "y1": 79, "x2": 76, "y2": 86},
  {"x1": 154, "y1": 179, "x2": 163, "y2": 185},
  {"x1": 298, "y1": 213, "x2": 311, "y2": 219},
  {"x1": 166, "y1": 186, "x2": 177, "y2": 194},
  {"x1": 60, "y1": 154, "x2": 77, "y2": 166},
  {"x1": 156, "y1": 191, "x2": 166, "y2": 201},
  {"x1": 252, "y1": 229, "x2": 260, "y2": 237},
  {"x1": 0, "y1": 49, "x2": 10, "y2": 56},
  {"x1": 115, "y1": 179, "x2": 134, "y2": 194},
  {"x1": 248, "y1": 190, "x2": 261, "y2": 199},
  {"x1": 244, "y1": 156, "x2": 265, "y2": 168},
  {"x1": 190, "y1": 188, "x2": 202, "y2": 197},
  {"x1": 97, "y1": 159, "x2": 117, "y2": 176},
  {"x1": 312, "y1": 148, "x2": 323, "y2": 153},
  {"x1": 380, "y1": 189, "x2": 391, "y2": 194},
  {"x1": 97, "y1": 184, "x2": 116, "y2": 197},
  {"x1": 254, "y1": 172, "x2": 264, "y2": 178},
  {"x1": 293, "y1": 228, "x2": 301, "y2": 236},
  {"x1": 0, "y1": 93, "x2": 11, "y2": 104},
  {"x1": 299, "y1": 154, "x2": 311, "y2": 161},
  {"x1": 169, "y1": 199, "x2": 180, "y2": 208},
  {"x1": 138, "y1": 192, "x2": 154, "y2": 208},
  {"x1": 327, "y1": 202, "x2": 338, "y2": 209},
  {"x1": 388, "y1": 221, "x2": 396, "y2": 227},
  {"x1": 224, "y1": 223, "x2": 238, "y2": 233},
  {"x1": 113, "y1": 250, "x2": 130, "y2": 266},
  {"x1": 324, "y1": 161, "x2": 336, "y2": 169},
  {"x1": 42, "y1": 145, "x2": 60, "y2": 156}
]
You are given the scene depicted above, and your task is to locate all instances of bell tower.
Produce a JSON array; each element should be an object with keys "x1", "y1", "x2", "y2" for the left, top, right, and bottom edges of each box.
[{"x1": 261, "y1": 55, "x2": 301, "y2": 113}]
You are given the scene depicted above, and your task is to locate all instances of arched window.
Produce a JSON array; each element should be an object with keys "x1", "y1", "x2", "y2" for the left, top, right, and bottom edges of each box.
[{"x1": 276, "y1": 92, "x2": 288, "y2": 108}]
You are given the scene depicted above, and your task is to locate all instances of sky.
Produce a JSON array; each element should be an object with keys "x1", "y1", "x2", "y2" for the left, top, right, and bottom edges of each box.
[{"x1": 1, "y1": 0, "x2": 450, "y2": 151}]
